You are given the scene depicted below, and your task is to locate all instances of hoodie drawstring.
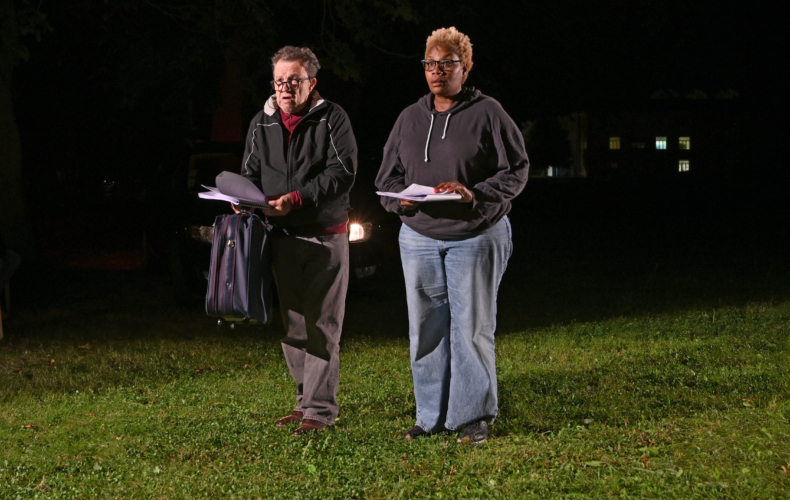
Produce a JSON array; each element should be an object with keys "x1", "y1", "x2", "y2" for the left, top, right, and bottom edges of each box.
[
  {"x1": 425, "y1": 113, "x2": 452, "y2": 162},
  {"x1": 424, "y1": 114, "x2": 435, "y2": 162}
]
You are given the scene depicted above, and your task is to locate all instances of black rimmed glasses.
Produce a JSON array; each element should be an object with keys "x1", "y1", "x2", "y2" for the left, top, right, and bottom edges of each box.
[
  {"x1": 270, "y1": 78, "x2": 312, "y2": 91},
  {"x1": 421, "y1": 59, "x2": 462, "y2": 71}
]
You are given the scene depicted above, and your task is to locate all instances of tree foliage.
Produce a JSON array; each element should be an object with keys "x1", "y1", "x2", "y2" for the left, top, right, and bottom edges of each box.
[
  {"x1": 1, "y1": 0, "x2": 51, "y2": 81},
  {"x1": 62, "y1": 0, "x2": 419, "y2": 107}
]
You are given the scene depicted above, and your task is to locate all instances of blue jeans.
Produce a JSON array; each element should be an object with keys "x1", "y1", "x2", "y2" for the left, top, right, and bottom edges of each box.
[{"x1": 399, "y1": 217, "x2": 512, "y2": 431}]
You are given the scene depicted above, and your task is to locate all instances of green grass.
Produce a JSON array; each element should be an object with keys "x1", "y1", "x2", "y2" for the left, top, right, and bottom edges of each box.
[{"x1": 1, "y1": 272, "x2": 789, "y2": 499}]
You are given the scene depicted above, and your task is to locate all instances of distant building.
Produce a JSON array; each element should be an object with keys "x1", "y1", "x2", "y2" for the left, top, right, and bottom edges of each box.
[
  {"x1": 525, "y1": 100, "x2": 740, "y2": 179},
  {"x1": 584, "y1": 100, "x2": 740, "y2": 178}
]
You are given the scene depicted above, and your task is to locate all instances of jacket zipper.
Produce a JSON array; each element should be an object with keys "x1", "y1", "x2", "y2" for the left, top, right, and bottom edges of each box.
[{"x1": 284, "y1": 101, "x2": 325, "y2": 192}]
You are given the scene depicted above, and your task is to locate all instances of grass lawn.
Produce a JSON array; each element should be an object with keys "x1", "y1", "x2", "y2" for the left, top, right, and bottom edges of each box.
[
  {"x1": 1, "y1": 271, "x2": 788, "y2": 499},
  {"x1": 2, "y1": 178, "x2": 789, "y2": 498}
]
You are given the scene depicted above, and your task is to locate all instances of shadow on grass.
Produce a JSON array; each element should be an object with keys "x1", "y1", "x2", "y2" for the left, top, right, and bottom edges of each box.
[
  {"x1": 344, "y1": 176, "x2": 790, "y2": 340},
  {"x1": 496, "y1": 337, "x2": 789, "y2": 437},
  {"x1": 496, "y1": 176, "x2": 790, "y2": 333},
  {"x1": 3, "y1": 176, "x2": 788, "y2": 346}
]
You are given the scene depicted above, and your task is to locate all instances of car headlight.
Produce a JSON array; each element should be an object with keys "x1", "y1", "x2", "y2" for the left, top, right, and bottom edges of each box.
[
  {"x1": 188, "y1": 225, "x2": 215, "y2": 244},
  {"x1": 348, "y1": 222, "x2": 372, "y2": 243},
  {"x1": 354, "y1": 265, "x2": 378, "y2": 279}
]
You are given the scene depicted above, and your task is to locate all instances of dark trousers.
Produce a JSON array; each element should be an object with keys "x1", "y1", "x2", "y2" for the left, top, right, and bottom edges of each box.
[{"x1": 271, "y1": 233, "x2": 348, "y2": 426}]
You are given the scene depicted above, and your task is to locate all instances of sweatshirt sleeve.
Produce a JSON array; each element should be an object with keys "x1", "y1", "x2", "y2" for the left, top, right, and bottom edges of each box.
[
  {"x1": 470, "y1": 109, "x2": 529, "y2": 214},
  {"x1": 375, "y1": 115, "x2": 410, "y2": 215},
  {"x1": 297, "y1": 106, "x2": 358, "y2": 207}
]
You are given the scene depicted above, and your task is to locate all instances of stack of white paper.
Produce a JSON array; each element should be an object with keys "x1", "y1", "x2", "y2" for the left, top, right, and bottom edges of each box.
[
  {"x1": 376, "y1": 183, "x2": 462, "y2": 202},
  {"x1": 198, "y1": 171, "x2": 270, "y2": 209}
]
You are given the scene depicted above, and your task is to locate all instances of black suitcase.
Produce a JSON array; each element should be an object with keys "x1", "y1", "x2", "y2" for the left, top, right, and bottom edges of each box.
[{"x1": 205, "y1": 212, "x2": 274, "y2": 326}]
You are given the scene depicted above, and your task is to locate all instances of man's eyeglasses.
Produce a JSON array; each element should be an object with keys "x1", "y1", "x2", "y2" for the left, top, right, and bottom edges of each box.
[
  {"x1": 421, "y1": 59, "x2": 462, "y2": 72},
  {"x1": 271, "y1": 78, "x2": 312, "y2": 91}
]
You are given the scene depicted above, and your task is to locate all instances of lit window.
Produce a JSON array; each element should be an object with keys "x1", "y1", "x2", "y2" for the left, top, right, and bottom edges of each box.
[
  {"x1": 656, "y1": 137, "x2": 667, "y2": 150},
  {"x1": 632, "y1": 142, "x2": 645, "y2": 149},
  {"x1": 609, "y1": 137, "x2": 620, "y2": 150},
  {"x1": 679, "y1": 137, "x2": 690, "y2": 149},
  {"x1": 679, "y1": 160, "x2": 689, "y2": 172}
]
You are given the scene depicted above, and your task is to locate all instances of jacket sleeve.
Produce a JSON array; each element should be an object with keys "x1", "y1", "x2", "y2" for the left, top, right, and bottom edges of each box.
[
  {"x1": 297, "y1": 106, "x2": 357, "y2": 207},
  {"x1": 375, "y1": 116, "x2": 410, "y2": 215},
  {"x1": 470, "y1": 111, "x2": 529, "y2": 214},
  {"x1": 240, "y1": 118, "x2": 263, "y2": 190}
]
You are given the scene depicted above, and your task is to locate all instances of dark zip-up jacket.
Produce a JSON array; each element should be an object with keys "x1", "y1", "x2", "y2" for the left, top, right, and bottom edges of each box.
[
  {"x1": 241, "y1": 92, "x2": 357, "y2": 234},
  {"x1": 375, "y1": 87, "x2": 529, "y2": 240}
]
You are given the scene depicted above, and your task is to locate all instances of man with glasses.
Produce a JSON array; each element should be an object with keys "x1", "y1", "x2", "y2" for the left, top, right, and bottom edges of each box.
[{"x1": 239, "y1": 46, "x2": 357, "y2": 437}]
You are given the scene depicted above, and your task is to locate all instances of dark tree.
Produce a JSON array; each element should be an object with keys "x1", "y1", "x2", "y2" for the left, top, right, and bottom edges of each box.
[
  {"x1": 523, "y1": 117, "x2": 572, "y2": 173},
  {"x1": 51, "y1": 0, "x2": 420, "y2": 143},
  {"x1": 0, "y1": 0, "x2": 49, "y2": 250}
]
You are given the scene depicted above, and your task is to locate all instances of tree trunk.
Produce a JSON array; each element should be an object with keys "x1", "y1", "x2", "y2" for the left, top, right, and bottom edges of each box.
[
  {"x1": 210, "y1": 40, "x2": 247, "y2": 143},
  {"x1": 0, "y1": 0, "x2": 32, "y2": 252}
]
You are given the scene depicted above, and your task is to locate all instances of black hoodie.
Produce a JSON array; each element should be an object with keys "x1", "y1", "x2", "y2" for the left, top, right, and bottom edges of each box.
[{"x1": 375, "y1": 87, "x2": 529, "y2": 240}]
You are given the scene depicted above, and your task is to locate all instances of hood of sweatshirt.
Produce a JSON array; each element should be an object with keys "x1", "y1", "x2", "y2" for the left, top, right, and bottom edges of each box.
[{"x1": 417, "y1": 87, "x2": 484, "y2": 163}]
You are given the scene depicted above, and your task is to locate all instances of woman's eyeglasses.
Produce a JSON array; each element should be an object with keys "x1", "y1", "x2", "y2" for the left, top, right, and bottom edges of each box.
[
  {"x1": 271, "y1": 78, "x2": 312, "y2": 91},
  {"x1": 421, "y1": 60, "x2": 462, "y2": 71}
]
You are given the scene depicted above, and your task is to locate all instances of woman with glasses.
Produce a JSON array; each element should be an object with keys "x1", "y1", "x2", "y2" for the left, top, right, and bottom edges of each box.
[{"x1": 375, "y1": 27, "x2": 529, "y2": 444}]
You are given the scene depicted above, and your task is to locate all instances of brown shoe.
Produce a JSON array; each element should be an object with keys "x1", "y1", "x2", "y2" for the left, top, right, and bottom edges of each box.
[
  {"x1": 275, "y1": 411, "x2": 304, "y2": 428},
  {"x1": 292, "y1": 419, "x2": 326, "y2": 437}
]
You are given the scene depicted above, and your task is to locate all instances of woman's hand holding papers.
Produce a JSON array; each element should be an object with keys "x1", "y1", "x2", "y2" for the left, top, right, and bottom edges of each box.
[{"x1": 434, "y1": 181, "x2": 473, "y2": 203}]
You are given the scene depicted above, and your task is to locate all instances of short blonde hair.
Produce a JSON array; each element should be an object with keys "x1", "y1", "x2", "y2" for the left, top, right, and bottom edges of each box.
[{"x1": 425, "y1": 27, "x2": 473, "y2": 82}]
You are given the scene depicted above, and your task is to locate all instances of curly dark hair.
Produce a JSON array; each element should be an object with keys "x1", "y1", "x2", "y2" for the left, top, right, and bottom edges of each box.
[{"x1": 271, "y1": 46, "x2": 321, "y2": 78}]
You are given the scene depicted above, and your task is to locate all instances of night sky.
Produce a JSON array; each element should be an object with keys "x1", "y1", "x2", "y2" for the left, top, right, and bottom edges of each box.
[
  {"x1": 12, "y1": 1, "x2": 782, "y2": 174},
  {"x1": 3, "y1": 0, "x2": 786, "y2": 274}
]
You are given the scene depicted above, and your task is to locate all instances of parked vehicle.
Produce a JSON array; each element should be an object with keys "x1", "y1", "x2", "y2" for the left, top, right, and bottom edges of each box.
[{"x1": 168, "y1": 142, "x2": 389, "y2": 305}]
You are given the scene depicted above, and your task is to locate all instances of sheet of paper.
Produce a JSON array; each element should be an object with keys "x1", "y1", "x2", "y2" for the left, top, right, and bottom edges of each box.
[
  {"x1": 215, "y1": 171, "x2": 268, "y2": 205},
  {"x1": 376, "y1": 183, "x2": 462, "y2": 202},
  {"x1": 198, "y1": 187, "x2": 239, "y2": 204},
  {"x1": 197, "y1": 172, "x2": 271, "y2": 208}
]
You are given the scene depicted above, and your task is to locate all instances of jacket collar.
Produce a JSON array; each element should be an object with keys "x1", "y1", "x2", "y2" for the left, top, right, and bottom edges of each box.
[{"x1": 263, "y1": 90, "x2": 325, "y2": 117}]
